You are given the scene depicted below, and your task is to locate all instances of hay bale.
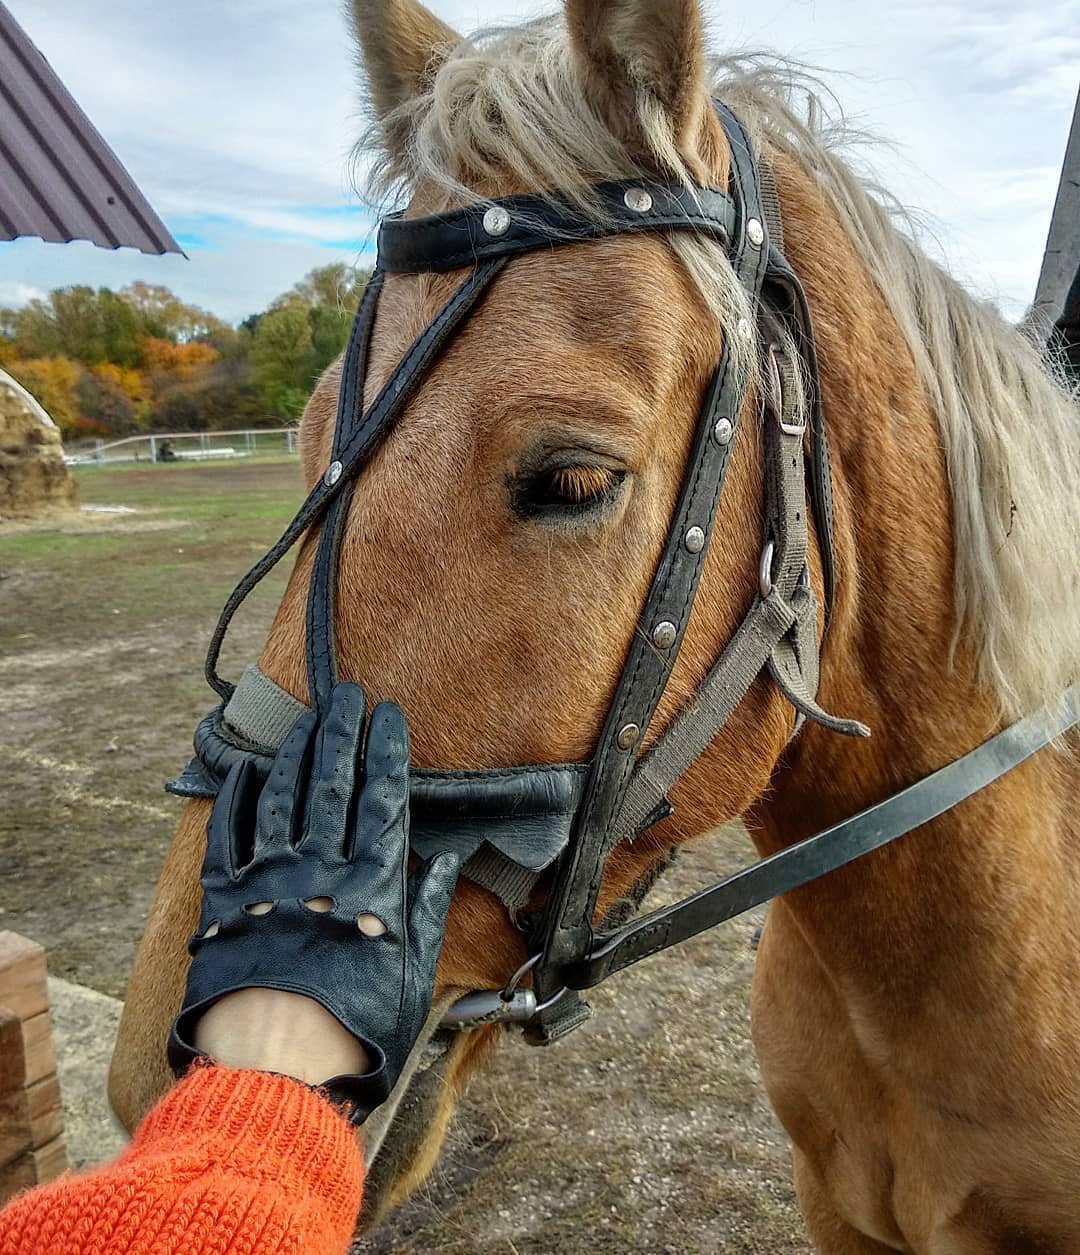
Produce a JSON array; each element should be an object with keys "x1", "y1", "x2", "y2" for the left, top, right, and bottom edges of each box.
[{"x1": 0, "y1": 370, "x2": 78, "y2": 518}]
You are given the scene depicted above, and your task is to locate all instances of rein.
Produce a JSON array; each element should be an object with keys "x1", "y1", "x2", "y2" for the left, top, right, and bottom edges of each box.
[{"x1": 170, "y1": 102, "x2": 1078, "y2": 1043}]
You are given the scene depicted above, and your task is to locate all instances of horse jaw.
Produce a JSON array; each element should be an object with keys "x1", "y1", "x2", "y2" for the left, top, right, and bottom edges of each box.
[{"x1": 359, "y1": 1009, "x2": 500, "y2": 1227}]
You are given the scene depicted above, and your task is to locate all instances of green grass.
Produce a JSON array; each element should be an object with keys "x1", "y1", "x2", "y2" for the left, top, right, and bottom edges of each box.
[{"x1": 0, "y1": 459, "x2": 306, "y2": 995}]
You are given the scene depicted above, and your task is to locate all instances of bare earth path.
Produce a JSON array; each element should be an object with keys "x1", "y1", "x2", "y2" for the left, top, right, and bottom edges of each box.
[{"x1": 0, "y1": 460, "x2": 811, "y2": 1253}]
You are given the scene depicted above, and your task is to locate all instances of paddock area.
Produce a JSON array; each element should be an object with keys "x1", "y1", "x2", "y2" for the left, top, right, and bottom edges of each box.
[{"x1": 0, "y1": 459, "x2": 808, "y2": 1253}]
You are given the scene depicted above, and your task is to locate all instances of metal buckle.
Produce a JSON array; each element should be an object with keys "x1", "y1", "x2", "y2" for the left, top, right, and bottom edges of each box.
[
  {"x1": 759, "y1": 540, "x2": 775, "y2": 598},
  {"x1": 768, "y1": 345, "x2": 806, "y2": 437},
  {"x1": 440, "y1": 953, "x2": 570, "y2": 1031}
]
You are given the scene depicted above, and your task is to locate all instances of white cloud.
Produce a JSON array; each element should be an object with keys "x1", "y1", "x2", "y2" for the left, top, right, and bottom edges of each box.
[
  {"x1": 0, "y1": 281, "x2": 47, "y2": 308},
  {"x1": 1, "y1": 0, "x2": 1075, "y2": 322}
]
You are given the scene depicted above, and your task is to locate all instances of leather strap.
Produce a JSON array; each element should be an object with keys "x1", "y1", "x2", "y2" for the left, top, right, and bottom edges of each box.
[
  {"x1": 612, "y1": 403, "x2": 867, "y2": 845},
  {"x1": 204, "y1": 260, "x2": 504, "y2": 700},
  {"x1": 529, "y1": 103, "x2": 771, "y2": 1039},
  {"x1": 305, "y1": 269, "x2": 382, "y2": 709},
  {"x1": 567, "y1": 686, "x2": 1079, "y2": 989},
  {"x1": 378, "y1": 182, "x2": 737, "y2": 274}
]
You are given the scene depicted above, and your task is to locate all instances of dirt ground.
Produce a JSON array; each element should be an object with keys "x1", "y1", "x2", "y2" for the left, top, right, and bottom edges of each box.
[{"x1": 0, "y1": 459, "x2": 811, "y2": 1253}]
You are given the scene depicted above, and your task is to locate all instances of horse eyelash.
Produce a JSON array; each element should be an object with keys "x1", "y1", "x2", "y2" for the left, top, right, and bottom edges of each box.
[
  {"x1": 509, "y1": 464, "x2": 626, "y2": 520},
  {"x1": 547, "y1": 464, "x2": 619, "y2": 503}
]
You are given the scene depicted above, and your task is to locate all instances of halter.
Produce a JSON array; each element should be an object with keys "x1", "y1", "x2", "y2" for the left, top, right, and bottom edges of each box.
[{"x1": 169, "y1": 103, "x2": 1078, "y2": 1044}]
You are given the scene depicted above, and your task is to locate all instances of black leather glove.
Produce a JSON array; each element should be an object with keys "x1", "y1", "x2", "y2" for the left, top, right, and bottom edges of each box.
[{"x1": 168, "y1": 682, "x2": 460, "y2": 1124}]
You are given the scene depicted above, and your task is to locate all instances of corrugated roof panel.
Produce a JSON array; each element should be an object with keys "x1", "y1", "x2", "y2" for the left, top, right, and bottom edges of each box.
[{"x1": 0, "y1": 2, "x2": 182, "y2": 255}]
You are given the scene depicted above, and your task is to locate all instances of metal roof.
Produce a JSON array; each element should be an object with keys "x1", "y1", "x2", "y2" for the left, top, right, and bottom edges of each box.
[
  {"x1": 0, "y1": 2, "x2": 182, "y2": 255},
  {"x1": 1033, "y1": 86, "x2": 1079, "y2": 330}
]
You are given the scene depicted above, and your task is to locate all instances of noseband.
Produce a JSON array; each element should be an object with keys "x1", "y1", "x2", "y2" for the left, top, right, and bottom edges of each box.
[{"x1": 170, "y1": 102, "x2": 1078, "y2": 1043}]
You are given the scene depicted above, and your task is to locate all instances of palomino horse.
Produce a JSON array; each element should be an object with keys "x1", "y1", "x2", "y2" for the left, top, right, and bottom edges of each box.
[{"x1": 110, "y1": 1, "x2": 1079, "y2": 1249}]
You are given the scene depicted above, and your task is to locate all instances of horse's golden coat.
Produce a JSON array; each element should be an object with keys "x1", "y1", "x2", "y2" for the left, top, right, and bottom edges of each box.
[{"x1": 110, "y1": 2, "x2": 1079, "y2": 1249}]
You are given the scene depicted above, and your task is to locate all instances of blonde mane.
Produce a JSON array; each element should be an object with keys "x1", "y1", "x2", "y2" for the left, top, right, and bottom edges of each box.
[{"x1": 360, "y1": 17, "x2": 1079, "y2": 720}]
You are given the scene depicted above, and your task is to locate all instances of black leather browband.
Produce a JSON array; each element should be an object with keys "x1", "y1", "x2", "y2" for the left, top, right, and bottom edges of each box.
[{"x1": 377, "y1": 181, "x2": 737, "y2": 274}]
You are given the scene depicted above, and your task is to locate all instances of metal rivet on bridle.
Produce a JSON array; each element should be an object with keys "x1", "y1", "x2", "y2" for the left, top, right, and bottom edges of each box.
[
  {"x1": 323, "y1": 460, "x2": 343, "y2": 487},
  {"x1": 652, "y1": 621, "x2": 677, "y2": 650},
  {"x1": 684, "y1": 526, "x2": 706, "y2": 554},
  {"x1": 482, "y1": 205, "x2": 511, "y2": 237},
  {"x1": 736, "y1": 318, "x2": 753, "y2": 342},
  {"x1": 746, "y1": 217, "x2": 765, "y2": 247},
  {"x1": 713, "y1": 417, "x2": 734, "y2": 446},
  {"x1": 616, "y1": 723, "x2": 640, "y2": 750},
  {"x1": 624, "y1": 187, "x2": 653, "y2": 214}
]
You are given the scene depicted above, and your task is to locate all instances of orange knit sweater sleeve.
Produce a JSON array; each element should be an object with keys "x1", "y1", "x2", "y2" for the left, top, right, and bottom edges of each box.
[{"x1": 0, "y1": 1064, "x2": 364, "y2": 1255}]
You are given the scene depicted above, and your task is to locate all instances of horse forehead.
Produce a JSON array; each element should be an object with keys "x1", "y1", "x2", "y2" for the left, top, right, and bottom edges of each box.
[{"x1": 367, "y1": 231, "x2": 713, "y2": 432}]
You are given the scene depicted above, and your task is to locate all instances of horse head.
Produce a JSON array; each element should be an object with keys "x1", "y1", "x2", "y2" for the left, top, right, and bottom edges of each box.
[{"x1": 109, "y1": 0, "x2": 1080, "y2": 1236}]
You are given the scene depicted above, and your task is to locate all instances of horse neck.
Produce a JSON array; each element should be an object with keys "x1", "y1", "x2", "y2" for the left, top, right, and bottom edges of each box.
[{"x1": 742, "y1": 157, "x2": 1077, "y2": 1020}]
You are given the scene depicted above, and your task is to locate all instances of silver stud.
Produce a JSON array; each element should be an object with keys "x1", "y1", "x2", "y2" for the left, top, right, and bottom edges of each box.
[
  {"x1": 624, "y1": 187, "x2": 653, "y2": 214},
  {"x1": 746, "y1": 217, "x2": 765, "y2": 247},
  {"x1": 616, "y1": 723, "x2": 640, "y2": 750},
  {"x1": 713, "y1": 417, "x2": 734, "y2": 446},
  {"x1": 482, "y1": 205, "x2": 511, "y2": 237},
  {"x1": 736, "y1": 318, "x2": 753, "y2": 342},
  {"x1": 323, "y1": 460, "x2": 343, "y2": 487},
  {"x1": 684, "y1": 526, "x2": 706, "y2": 554},
  {"x1": 652, "y1": 621, "x2": 677, "y2": 650}
]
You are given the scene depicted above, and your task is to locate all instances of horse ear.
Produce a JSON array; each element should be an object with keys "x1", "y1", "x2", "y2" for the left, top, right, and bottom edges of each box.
[
  {"x1": 564, "y1": 0, "x2": 709, "y2": 165},
  {"x1": 349, "y1": 0, "x2": 461, "y2": 138}
]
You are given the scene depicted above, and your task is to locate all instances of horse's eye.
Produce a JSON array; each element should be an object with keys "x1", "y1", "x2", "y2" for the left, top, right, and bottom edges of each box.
[{"x1": 511, "y1": 462, "x2": 626, "y2": 520}]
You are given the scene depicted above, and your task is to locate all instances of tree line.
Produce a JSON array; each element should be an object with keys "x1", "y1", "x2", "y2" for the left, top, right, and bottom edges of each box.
[{"x1": 0, "y1": 263, "x2": 370, "y2": 441}]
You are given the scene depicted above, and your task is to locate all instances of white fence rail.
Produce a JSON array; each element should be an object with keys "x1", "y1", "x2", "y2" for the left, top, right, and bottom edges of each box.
[{"x1": 66, "y1": 427, "x2": 299, "y2": 466}]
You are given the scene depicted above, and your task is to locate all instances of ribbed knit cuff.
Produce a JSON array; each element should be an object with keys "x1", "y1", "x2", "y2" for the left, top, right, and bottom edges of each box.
[{"x1": 131, "y1": 1064, "x2": 363, "y2": 1214}]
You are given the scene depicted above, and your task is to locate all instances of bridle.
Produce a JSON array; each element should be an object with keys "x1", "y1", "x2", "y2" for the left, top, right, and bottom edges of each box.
[{"x1": 169, "y1": 102, "x2": 1078, "y2": 1044}]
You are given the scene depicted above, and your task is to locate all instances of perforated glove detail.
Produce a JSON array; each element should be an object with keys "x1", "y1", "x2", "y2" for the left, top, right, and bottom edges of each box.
[{"x1": 168, "y1": 683, "x2": 459, "y2": 1124}]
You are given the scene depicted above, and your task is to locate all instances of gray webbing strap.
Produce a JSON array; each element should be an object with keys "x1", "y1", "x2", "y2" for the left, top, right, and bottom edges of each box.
[
  {"x1": 614, "y1": 587, "x2": 797, "y2": 839},
  {"x1": 460, "y1": 848, "x2": 539, "y2": 911},
  {"x1": 768, "y1": 600, "x2": 868, "y2": 738},
  {"x1": 758, "y1": 154, "x2": 785, "y2": 256},
  {"x1": 223, "y1": 664, "x2": 308, "y2": 754}
]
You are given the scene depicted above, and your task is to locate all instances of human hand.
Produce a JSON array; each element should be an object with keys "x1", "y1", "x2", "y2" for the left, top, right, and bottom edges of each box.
[{"x1": 168, "y1": 683, "x2": 459, "y2": 1123}]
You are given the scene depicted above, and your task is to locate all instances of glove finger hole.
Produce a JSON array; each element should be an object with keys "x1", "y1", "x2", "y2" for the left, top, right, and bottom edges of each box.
[
  {"x1": 200, "y1": 921, "x2": 220, "y2": 939},
  {"x1": 243, "y1": 901, "x2": 275, "y2": 916},
  {"x1": 303, "y1": 896, "x2": 335, "y2": 914},
  {"x1": 356, "y1": 913, "x2": 387, "y2": 937}
]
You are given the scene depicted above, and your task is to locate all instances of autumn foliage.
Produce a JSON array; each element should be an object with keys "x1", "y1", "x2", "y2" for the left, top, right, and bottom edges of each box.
[{"x1": 0, "y1": 265, "x2": 369, "y2": 439}]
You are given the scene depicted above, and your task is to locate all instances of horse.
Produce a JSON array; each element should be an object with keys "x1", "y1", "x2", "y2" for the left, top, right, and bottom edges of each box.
[{"x1": 108, "y1": 1, "x2": 1080, "y2": 1249}]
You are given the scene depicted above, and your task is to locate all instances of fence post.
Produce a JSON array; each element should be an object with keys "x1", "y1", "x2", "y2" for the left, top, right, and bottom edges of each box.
[
  {"x1": 246, "y1": 431, "x2": 254, "y2": 454},
  {"x1": 200, "y1": 432, "x2": 208, "y2": 453},
  {"x1": 286, "y1": 429, "x2": 295, "y2": 454},
  {"x1": 95, "y1": 440, "x2": 103, "y2": 466},
  {"x1": 149, "y1": 435, "x2": 157, "y2": 464}
]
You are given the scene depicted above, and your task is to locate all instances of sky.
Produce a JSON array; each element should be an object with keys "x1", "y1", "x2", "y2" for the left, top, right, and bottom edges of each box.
[{"x1": 1, "y1": 0, "x2": 1076, "y2": 324}]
